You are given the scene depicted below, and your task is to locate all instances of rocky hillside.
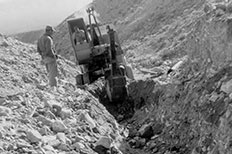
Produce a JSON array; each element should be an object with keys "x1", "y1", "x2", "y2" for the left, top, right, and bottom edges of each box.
[
  {"x1": 3, "y1": 0, "x2": 232, "y2": 154},
  {"x1": 52, "y1": 0, "x2": 232, "y2": 73},
  {"x1": 52, "y1": 0, "x2": 143, "y2": 61},
  {"x1": 12, "y1": 29, "x2": 44, "y2": 44},
  {"x1": 0, "y1": 35, "x2": 129, "y2": 154}
]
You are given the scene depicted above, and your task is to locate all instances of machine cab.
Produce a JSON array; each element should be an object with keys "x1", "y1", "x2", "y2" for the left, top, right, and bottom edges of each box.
[{"x1": 67, "y1": 18, "x2": 91, "y2": 64}]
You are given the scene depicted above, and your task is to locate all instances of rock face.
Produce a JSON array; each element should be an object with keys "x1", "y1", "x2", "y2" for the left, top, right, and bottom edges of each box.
[{"x1": 125, "y1": 66, "x2": 232, "y2": 153}]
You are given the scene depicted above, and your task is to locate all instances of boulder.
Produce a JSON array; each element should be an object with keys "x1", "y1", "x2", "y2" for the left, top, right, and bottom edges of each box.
[
  {"x1": 52, "y1": 120, "x2": 67, "y2": 132},
  {"x1": 60, "y1": 108, "x2": 72, "y2": 119},
  {"x1": 42, "y1": 135, "x2": 57, "y2": 146},
  {"x1": 56, "y1": 132, "x2": 66, "y2": 143},
  {"x1": 52, "y1": 103, "x2": 62, "y2": 116},
  {"x1": 0, "y1": 106, "x2": 12, "y2": 117},
  {"x1": 36, "y1": 115, "x2": 53, "y2": 127},
  {"x1": 39, "y1": 126, "x2": 50, "y2": 135},
  {"x1": 26, "y1": 129, "x2": 42, "y2": 143},
  {"x1": 221, "y1": 79, "x2": 232, "y2": 94},
  {"x1": 95, "y1": 136, "x2": 112, "y2": 149},
  {"x1": 138, "y1": 123, "x2": 154, "y2": 139},
  {"x1": 78, "y1": 111, "x2": 96, "y2": 128},
  {"x1": 48, "y1": 139, "x2": 61, "y2": 148},
  {"x1": 135, "y1": 138, "x2": 146, "y2": 149},
  {"x1": 152, "y1": 123, "x2": 164, "y2": 135},
  {"x1": 57, "y1": 143, "x2": 70, "y2": 151},
  {"x1": 44, "y1": 100, "x2": 62, "y2": 116},
  {"x1": 71, "y1": 142, "x2": 86, "y2": 150}
]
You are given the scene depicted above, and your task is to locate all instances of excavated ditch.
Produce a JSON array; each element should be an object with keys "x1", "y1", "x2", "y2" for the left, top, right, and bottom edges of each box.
[
  {"x1": 86, "y1": 62, "x2": 232, "y2": 154},
  {"x1": 85, "y1": 79, "x2": 152, "y2": 154},
  {"x1": 85, "y1": 79, "x2": 135, "y2": 122}
]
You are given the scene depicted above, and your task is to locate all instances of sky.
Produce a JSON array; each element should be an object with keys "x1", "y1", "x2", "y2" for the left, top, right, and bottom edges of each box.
[{"x1": 0, "y1": 0, "x2": 92, "y2": 35}]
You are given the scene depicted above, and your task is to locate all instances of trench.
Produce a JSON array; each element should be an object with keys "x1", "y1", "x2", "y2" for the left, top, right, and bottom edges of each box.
[
  {"x1": 86, "y1": 65, "x2": 232, "y2": 154},
  {"x1": 86, "y1": 78, "x2": 160, "y2": 154}
]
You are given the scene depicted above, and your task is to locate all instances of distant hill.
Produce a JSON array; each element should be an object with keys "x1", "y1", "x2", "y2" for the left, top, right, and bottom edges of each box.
[{"x1": 12, "y1": 29, "x2": 44, "y2": 44}]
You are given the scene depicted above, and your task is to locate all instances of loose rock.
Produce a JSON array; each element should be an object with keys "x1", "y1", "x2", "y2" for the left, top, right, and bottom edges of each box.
[
  {"x1": 36, "y1": 115, "x2": 53, "y2": 127},
  {"x1": 57, "y1": 132, "x2": 66, "y2": 143},
  {"x1": 71, "y1": 142, "x2": 85, "y2": 150},
  {"x1": 57, "y1": 143, "x2": 70, "y2": 151},
  {"x1": 221, "y1": 79, "x2": 232, "y2": 94},
  {"x1": 39, "y1": 126, "x2": 50, "y2": 135},
  {"x1": 52, "y1": 120, "x2": 67, "y2": 132},
  {"x1": 60, "y1": 108, "x2": 72, "y2": 119},
  {"x1": 0, "y1": 106, "x2": 12, "y2": 117},
  {"x1": 138, "y1": 123, "x2": 154, "y2": 139},
  {"x1": 26, "y1": 129, "x2": 42, "y2": 143},
  {"x1": 78, "y1": 111, "x2": 96, "y2": 128},
  {"x1": 95, "y1": 136, "x2": 112, "y2": 149}
]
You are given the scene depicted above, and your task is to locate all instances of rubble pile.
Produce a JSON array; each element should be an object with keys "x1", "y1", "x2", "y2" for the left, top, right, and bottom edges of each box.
[{"x1": 0, "y1": 36, "x2": 126, "y2": 154}]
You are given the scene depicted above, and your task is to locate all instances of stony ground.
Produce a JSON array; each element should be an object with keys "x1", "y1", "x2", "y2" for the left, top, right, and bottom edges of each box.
[
  {"x1": 118, "y1": 1, "x2": 232, "y2": 154},
  {"x1": 0, "y1": 36, "x2": 128, "y2": 154},
  {"x1": 5, "y1": 0, "x2": 232, "y2": 154}
]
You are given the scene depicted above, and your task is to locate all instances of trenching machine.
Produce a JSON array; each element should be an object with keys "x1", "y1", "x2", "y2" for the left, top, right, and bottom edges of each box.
[{"x1": 67, "y1": 7, "x2": 133, "y2": 102}]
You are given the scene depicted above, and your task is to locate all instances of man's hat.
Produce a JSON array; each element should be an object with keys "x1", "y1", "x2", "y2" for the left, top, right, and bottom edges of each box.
[{"x1": 45, "y1": 25, "x2": 56, "y2": 32}]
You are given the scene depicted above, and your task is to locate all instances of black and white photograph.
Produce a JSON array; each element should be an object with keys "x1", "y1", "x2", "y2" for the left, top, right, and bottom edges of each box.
[{"x1": 0, "y1": 0, "x2": 232, "y2": 153}]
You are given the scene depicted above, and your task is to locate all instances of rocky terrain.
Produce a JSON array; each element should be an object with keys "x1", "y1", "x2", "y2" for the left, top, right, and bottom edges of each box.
[
  {"x1": 0, "y1": 35, "x2": 127, "y2": 154},
  {"x1": 3, "y1": 0, "x2": 232, "y2": 154},
  {"x1": 12, "y1": 29, "x2": 44, "y2": 44}
]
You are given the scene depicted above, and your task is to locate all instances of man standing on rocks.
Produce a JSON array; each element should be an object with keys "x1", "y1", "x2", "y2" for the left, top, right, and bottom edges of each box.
[{"x1": 37, "y1": 25, "x2": 58, "y2": 88}]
